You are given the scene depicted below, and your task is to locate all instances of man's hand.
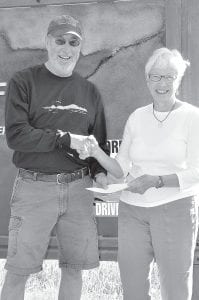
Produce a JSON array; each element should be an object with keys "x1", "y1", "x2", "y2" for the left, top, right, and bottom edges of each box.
[
  {"x1": 57, "y1": 129, "x2": 68, "y2": 138},
  {"x1": 77, "y1": 135, "x2": 99, "y2": 160},
  {"x1": 126, "y1": 175, "x2": 158, "y2": 194},
  {"x1": 69, "y1": 133, "x2": 89, "y2": 153},
  {"x1": 95, "y1": 173, "x2": 108, "y2": 189}
]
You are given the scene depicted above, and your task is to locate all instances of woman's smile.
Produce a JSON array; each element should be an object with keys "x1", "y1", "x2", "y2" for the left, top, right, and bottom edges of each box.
[{"x1": 155, "y1": 89, "x2": 169, "y2": 95}]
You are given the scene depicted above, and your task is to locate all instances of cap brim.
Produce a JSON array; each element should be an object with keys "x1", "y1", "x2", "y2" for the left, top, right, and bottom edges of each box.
[
  {"x1": 67, "y1": 31, "x2": 82, "y2": 40},
  {"x1": 49, "y1": 28, "x2": 82, "y2": 40}
]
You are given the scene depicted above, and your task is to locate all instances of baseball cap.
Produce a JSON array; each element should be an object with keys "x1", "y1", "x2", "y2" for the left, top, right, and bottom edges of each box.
[{"x1": 47, "y1": 15, "x2": 82, "y2": 40}]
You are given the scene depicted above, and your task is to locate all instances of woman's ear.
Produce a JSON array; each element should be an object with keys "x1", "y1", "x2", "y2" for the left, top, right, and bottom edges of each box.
[
  {"x1": 146, "y1": 75, "x2": 150, "y2": 85},
  {"x1": 175, "y1": 76, "x2": 182, "y2": 96}
]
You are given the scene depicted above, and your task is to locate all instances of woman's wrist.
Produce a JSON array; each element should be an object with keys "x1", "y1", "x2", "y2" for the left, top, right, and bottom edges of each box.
[
  {"x1": 155, "y1": 175, "x2": 164, "y2": 189},
  {"x1": 151, "y1": 174, "x2": 179, "y2": 188},
  {"x1": 92, "y1": 144, "x2": 101, "y2": 158}
]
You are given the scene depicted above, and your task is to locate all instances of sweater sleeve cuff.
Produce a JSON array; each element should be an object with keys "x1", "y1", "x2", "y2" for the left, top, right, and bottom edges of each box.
[{"x1": 56, "y1": 132, "x2": 71, "y2": 149}]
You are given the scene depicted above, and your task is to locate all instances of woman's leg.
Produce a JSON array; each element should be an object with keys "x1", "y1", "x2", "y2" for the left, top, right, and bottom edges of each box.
[
  {"x1": 151, "y1": 197, "x2": 198, "y2": 300},
  {"x1": 118, "y1": 201, "x2": 154, "y2": 300}
]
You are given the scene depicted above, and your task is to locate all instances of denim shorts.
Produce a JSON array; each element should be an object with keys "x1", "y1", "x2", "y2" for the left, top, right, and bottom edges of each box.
[{"x1": 5, "y1": 169, "x2": 99, "y2": 275}]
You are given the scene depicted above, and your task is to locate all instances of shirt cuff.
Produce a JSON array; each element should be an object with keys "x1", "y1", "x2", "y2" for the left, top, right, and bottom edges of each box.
[
  {"x1": 176, "y1": 169, "x2": 199, "y2": 191},
  {"x1": 56, "y1": 132, "x2": 71, "y2": 149}
]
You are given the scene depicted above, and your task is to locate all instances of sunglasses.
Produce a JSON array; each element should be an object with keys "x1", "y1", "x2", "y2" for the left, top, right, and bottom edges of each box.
[{"x1": 54, "y1": 36, "x2": 81, "y2": 47}]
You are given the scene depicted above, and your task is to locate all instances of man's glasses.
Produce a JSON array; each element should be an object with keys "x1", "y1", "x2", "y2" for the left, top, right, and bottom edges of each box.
[
  {"x1": 148, "y1": 74, "x2": 177, "y2": 82},
  {"x1": 54, "y1": 37, "x2": 81, "y2": 47}
]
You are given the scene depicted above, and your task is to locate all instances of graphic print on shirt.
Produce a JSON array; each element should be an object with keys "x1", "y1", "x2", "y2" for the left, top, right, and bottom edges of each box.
[{"x1": 43, "y1": 103, "x2": 88, "y2": 114}]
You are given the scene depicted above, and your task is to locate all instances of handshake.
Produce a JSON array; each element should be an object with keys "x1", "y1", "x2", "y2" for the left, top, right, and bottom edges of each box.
[{"x1": 70, "y1": 133, "x2": 99, "y2": 160}]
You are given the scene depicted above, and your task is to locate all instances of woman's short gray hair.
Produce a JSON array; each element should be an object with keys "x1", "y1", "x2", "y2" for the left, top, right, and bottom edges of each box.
[{"x1": 145, "y1": 47, "x2": 190, "y2": 79}]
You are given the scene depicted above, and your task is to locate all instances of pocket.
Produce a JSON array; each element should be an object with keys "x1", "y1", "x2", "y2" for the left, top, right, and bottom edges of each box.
[
  {"x1": 10, "y1": 172, "x2": 23, "y2": 205},
  {"x1": 82, "y1": 175, "x2": 92, "y2": 188},
  {"x1": 92, "y1": 215, "x2": 98, "y2": 227},
  {"x1": 92, "y1": 216, "x2": 98, "y2": 245},
  {"x1": 189, "y1": 197, "x2": 199, "y2": 238},
  {"x1": 7, "y1": 216, "x2": 22, "y2": 257},
  {"x1": 168, "y1": 197, "x2": 199, "y2": 236}
]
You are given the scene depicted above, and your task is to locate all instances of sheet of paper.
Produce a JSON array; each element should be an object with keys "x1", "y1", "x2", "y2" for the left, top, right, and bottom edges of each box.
[{"x1": 86, "y1": 183, "x2": 128, "y2": 194}]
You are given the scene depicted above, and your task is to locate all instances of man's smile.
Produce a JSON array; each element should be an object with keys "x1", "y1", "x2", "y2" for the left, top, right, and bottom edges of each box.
[{"x1": 58, "y1": 54, "x2": 71, "y2": 61}]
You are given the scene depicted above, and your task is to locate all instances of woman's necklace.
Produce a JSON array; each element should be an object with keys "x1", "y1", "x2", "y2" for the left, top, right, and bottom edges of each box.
[{"x1": 153, "y1": 101, "x2": 176, "y2": 128}]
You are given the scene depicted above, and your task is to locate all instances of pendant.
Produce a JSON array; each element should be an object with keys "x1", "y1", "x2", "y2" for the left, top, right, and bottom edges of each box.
[{"x1": 158, "y1": 121, "x2": 163, "y2": 128}]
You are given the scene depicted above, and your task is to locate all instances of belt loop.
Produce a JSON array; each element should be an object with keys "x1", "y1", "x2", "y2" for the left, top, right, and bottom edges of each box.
[
  {"x1": 18, "y1": 168, "x2": 22, "y2": 177},
  {"x1": 33, "y1": 172, "x2": 37, "y2": 181},
  {"x1": 57, "y1": 174, "x2": 62, "y2": 185}
]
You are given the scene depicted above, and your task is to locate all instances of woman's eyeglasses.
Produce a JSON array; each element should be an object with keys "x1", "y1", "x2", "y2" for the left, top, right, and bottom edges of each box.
[
  {"x1": 148, "y1": 74, "x2": 177, "y2": 82},
  {"x1": 54, "y1": 37, "x2": 81, "y2": 47}
]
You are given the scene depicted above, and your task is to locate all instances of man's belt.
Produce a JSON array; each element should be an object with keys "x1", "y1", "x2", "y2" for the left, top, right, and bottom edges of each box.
[{"x1": 19, "y1": 167, "x2": 89, "y2": 184}]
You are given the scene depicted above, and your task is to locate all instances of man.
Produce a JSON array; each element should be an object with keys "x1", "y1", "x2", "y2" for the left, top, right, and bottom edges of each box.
[{"x1": 1, "y1": 15, "x2": 109, "y2": 300}]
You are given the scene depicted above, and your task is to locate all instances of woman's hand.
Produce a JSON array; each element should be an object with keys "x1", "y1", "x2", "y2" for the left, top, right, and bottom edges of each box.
[
  {"x1": 77, "y1": 136, "x2": 124, "y2": 178},
  {"x1": 95, "y1": 173, "x2": 109, "y2": 189},
  {"x1": 126, "y1": 175, "x2": 158, "y2": 194}
]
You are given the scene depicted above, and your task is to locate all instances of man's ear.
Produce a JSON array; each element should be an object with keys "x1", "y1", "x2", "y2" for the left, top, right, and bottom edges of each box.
[{"x1": 45, "y1": 35, "x2": 50, "y2": 50}]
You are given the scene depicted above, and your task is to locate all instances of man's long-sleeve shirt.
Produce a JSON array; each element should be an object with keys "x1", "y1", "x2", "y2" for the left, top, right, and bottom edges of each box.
[{"x1": 5, "y1": 64, "x2": 109, "y2": 177}]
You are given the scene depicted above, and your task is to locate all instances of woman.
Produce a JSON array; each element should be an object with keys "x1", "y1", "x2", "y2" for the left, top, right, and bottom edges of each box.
[{"x1": 80, "y1": 47, "x2": 199, "y2": 300}]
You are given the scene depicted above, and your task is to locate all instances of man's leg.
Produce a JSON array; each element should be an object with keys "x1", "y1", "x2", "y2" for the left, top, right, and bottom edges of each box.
[
  {"x1": 1, "y1": 271, "x2": 28, "y2": 300},
  {"x1": 2, "y1": 171, "x2": 60, "y2": 299},
  {"x1": 58, "y1": 268, "x2": 82, "y2": 300},
  {"x1": 56, "y1": 176, "x2": 99, "y2": 300}
]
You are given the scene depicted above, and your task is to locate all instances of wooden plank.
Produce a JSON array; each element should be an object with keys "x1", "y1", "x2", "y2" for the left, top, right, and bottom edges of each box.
[
  {"x1": 186, "y1": 0, "x2": 199, "y2": 107},
  {"x1": 165, "y1": 0, "x2": 192, "y2": 103},
  {"x1": 98, "y1": 236, "x2": 118, "y2": 248},
  {"x1": 191, "y1": 0, "x2": 199, "y2": 272},
  {"x1": 180, "y1": 0, "x2": 190, "y2": 101},
  {"x1": 192, "y1": 265, "x2": 199, "y2": 300},
  {"x1": 99, "y1": 250, "x2": 117, "y2": 261},
  {"x1": 0, "y1": 0, "x2": 106, "y2": 8},
  {"x1": 0, "y1": 0, "x2": 164, "y2": 8},
  {"x1": 165, "y1": 0, "x2": 182, "y2": 51},
  {"x1": 165, "y1": 0, "x2": 183, "y2": 97},
  {"x1": 0, "y1": 236, "x2": 8, "y2": 246},
  {"x1": 194, "y1": 250, "x2": 199, "y2": 265},
  {"x1": 0, "y1": 235, "x2": 118, "y2": 260}
]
